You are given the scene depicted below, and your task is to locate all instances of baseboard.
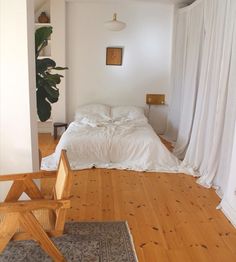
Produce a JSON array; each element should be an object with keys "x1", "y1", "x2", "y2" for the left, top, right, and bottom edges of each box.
[{"x1": 220, "y1": 199, "x2": 236, "y2": 228}]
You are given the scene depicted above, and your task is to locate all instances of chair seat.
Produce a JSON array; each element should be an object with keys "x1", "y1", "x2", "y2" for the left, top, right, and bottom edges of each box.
[{"x1": 0, "y1": 209, "x2": 56, "y2": 234}]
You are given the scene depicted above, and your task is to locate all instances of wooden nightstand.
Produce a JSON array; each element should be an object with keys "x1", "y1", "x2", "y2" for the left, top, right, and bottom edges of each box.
[{"x1": 53, "y1": 122, "x2": 68, "y2": 139}]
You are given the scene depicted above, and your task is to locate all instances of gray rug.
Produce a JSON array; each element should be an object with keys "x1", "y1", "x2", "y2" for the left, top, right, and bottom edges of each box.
[{"x1": 0, "y1": 221, "x2": 138, "y2": 262}]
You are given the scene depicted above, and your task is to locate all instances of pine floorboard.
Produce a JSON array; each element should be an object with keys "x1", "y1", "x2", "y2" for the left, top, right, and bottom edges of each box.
[{"x1": 39, "y1": 133, "x2": 236, "y2": 262}]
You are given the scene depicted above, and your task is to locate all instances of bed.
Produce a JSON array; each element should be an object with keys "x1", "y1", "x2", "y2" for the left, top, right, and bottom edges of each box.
[{"x1": 41, "y1": 104, "x2": 184, "y2": 173}]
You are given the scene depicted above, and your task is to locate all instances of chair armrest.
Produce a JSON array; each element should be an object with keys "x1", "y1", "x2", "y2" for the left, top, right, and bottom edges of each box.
[
  {"x1": 0, "y1": 199, "x2": 70, "y2": 213},
  {"x1": 0, "y1": 171, "x2": 57, "y2": 182}
]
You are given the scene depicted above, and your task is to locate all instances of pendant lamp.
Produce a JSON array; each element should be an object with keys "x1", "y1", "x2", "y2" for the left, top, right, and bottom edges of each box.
[{"x1": 104, "y1": 13, "x2": 126, "y2": 31}]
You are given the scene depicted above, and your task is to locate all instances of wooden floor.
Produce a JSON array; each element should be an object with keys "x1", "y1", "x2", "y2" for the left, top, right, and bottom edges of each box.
[{"x1": 39, "y1": 133, "x2": 236, "y2": 262}]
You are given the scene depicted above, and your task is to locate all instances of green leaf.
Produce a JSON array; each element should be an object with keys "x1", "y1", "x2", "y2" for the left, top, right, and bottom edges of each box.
[
  {"x1": 35, "y1": 26, "x2": 52, "y2": 53},
  {"x1": 53, "y1": 67, "x2": 69, "y2": 70},
  {"x1": 36, "y1": 58, "x2": 56, "y2": 74},
  {"x1": 37, "y1": 86, "x2": 47, "y2": 98},
  {"x1": 37, "y1": 93, "x2": 52, "y2": 122},
  {"x1": 44, "y1": 85, "x2": 59, "y2": 99},
  {"x1": 47, "y1": 95, "x2": 59, "y2": 103},
  {"x1": 37, "y1": 80, "x2": 59, "y2": 103},
  {"x1": 45, "y1": 73, "x2": 63, "y2": 85}
]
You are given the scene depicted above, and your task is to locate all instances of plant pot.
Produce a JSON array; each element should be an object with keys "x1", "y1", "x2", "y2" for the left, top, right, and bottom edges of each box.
[{"x1": 38, "y1": 12, "x2": 50, "y2": 23}]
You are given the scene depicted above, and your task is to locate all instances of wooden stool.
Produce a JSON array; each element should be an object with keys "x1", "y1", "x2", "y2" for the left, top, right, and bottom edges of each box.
[{"x1": 53, "y1": 122, "x2": 68, "y2": 139}]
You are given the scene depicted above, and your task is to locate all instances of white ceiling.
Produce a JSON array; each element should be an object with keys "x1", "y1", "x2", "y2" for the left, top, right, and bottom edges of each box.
[
  {"x1": 136, "y1": 0, "x2": 195, "y2": 4},
  {"x1": 64, "y1": 0, "x2": 196, "y2": 4},
  {"x1": 35, "y1": 0, "x2": 196, "y2": 9}
]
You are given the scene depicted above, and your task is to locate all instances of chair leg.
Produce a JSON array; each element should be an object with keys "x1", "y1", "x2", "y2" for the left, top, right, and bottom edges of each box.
[
  {"x1": 0, "y1": 213, "x2": 19, "y2": 252},
  {"x1": 19, "y1": 211, "x2": 66, "y2": 262},
  {"x1": 55, "y1": 209, "x2": 67, "y2": 233},
  {"x1": 54, "y1": 126, "x2": 57, "y2": 140}
]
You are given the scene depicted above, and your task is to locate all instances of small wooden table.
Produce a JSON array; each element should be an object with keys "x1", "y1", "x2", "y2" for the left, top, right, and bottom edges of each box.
[{"x1": 53, "y1": 122, "x2": 68, "y2": 139}]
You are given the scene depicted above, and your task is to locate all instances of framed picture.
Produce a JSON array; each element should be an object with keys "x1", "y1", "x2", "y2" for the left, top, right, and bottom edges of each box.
[{"x1": 106, "y1": 47, "x2": 123, "y2": 66}]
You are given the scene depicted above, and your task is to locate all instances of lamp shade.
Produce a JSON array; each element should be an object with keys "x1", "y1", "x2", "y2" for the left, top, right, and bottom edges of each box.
[{"x1": 104, "y1": 13, "x2": 126, "y2": 31}]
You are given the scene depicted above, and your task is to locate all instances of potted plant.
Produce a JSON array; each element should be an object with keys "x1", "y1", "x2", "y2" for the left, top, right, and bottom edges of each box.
[{"x1": 35, "y1": 26, "x2": 68, "y2": 121}]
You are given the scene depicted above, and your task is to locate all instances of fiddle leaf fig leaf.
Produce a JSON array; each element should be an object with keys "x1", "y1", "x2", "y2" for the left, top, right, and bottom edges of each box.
[
  {"x1": 54, "y1": 66, "x2": 69, "y2": 70},
  {"x1": 44, "y1": 85, "x2": 59, "y2": 99},
  {"x1": 36, "y1": 58, "x2": 56, "y2": 74},
  {"x1": 35, "y1": 26, "x2": 52, "y2": 54},
  {"x1": 45, "y1": 73, "x2": 63, "y2": 85},
  {"x1": 47, "y1": 95, "x2": 59, "y2": 103},
  {"x1": 37, "y1": 92, "x2": 52, "y2": 122}
]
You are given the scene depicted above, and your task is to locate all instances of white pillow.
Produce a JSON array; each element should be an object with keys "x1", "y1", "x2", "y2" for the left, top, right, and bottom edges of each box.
[
  {"x1": 75, "y1": 104, "x2": 111, "y2": 123},
  {"x1": 111, "y1": 106, "x2": 145, "y2": 121}
]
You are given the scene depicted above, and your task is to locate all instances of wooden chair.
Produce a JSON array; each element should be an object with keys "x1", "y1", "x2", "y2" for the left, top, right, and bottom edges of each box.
[{"x1": 0, "y1": 150, "x2": 73, "y2": 261}]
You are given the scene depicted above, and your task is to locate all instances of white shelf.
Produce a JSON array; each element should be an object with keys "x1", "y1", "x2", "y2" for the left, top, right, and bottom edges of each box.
[
  {"x1": 35, "y1": 23, "x2": 52, "y2": 26},
  {"x1": 38, "y1": 56, "x2": 52, "y2": 59}
]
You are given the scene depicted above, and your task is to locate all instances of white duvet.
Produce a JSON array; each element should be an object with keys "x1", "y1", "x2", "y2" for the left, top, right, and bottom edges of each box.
[{"x1": 42, "y1": 118, "x2": 184, "y2": 173}]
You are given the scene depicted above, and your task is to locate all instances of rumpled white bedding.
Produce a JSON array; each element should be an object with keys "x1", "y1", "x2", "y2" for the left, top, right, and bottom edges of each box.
[{"x1": 41, "y1": 118, "x2": 186, "y2": 173}]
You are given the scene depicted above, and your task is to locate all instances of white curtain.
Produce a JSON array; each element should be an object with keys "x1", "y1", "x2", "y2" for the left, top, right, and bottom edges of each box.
[
  {"x1": 220, "y1": 123, "x2": 236, "y2": 227},
  {"x1": 216, "y1": 24, "x2": 236, "y2": 196},
  {"x1": 219, "y1": 28, "x2": 236, "y2": 226},
  {"x1": 167, "y1": 0, "x2": 236, "y2": 225},
  {"x1": 165, "y1": 11, "x2": 188, "y2": 142},
  {"x1": 182, "y1": 0, "x2": 236, "y2": 185},
  {"x1": 173, "y1": 1, "x2": 204, "y2": 159}
]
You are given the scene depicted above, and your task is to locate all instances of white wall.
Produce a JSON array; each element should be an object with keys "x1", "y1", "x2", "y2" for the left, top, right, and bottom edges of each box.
[
  {"x1": 0, "y1": 0, "x2": 38, "y2": 199},
  {"x1": 51, "y1": 0, "x2": 66, "y2": 123},
  {"x1": 66, "y1": 0, "x2": 174, "y2": 134}
]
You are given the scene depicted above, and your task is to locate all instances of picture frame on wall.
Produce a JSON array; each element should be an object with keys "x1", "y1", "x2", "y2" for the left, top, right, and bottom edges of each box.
[{"x1": 106, "y1": 47, "x2": 123, "y2": 66}]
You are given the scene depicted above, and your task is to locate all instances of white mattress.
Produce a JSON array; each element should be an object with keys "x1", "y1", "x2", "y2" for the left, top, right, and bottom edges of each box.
[{"x1": 42, "y1": 118, "x2": 187, "y2": 173}]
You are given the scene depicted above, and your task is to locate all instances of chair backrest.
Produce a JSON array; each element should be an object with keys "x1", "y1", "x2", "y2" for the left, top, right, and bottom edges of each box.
[{"x1": 54, "y1": 150, "x2": 72, "y2": 200}]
